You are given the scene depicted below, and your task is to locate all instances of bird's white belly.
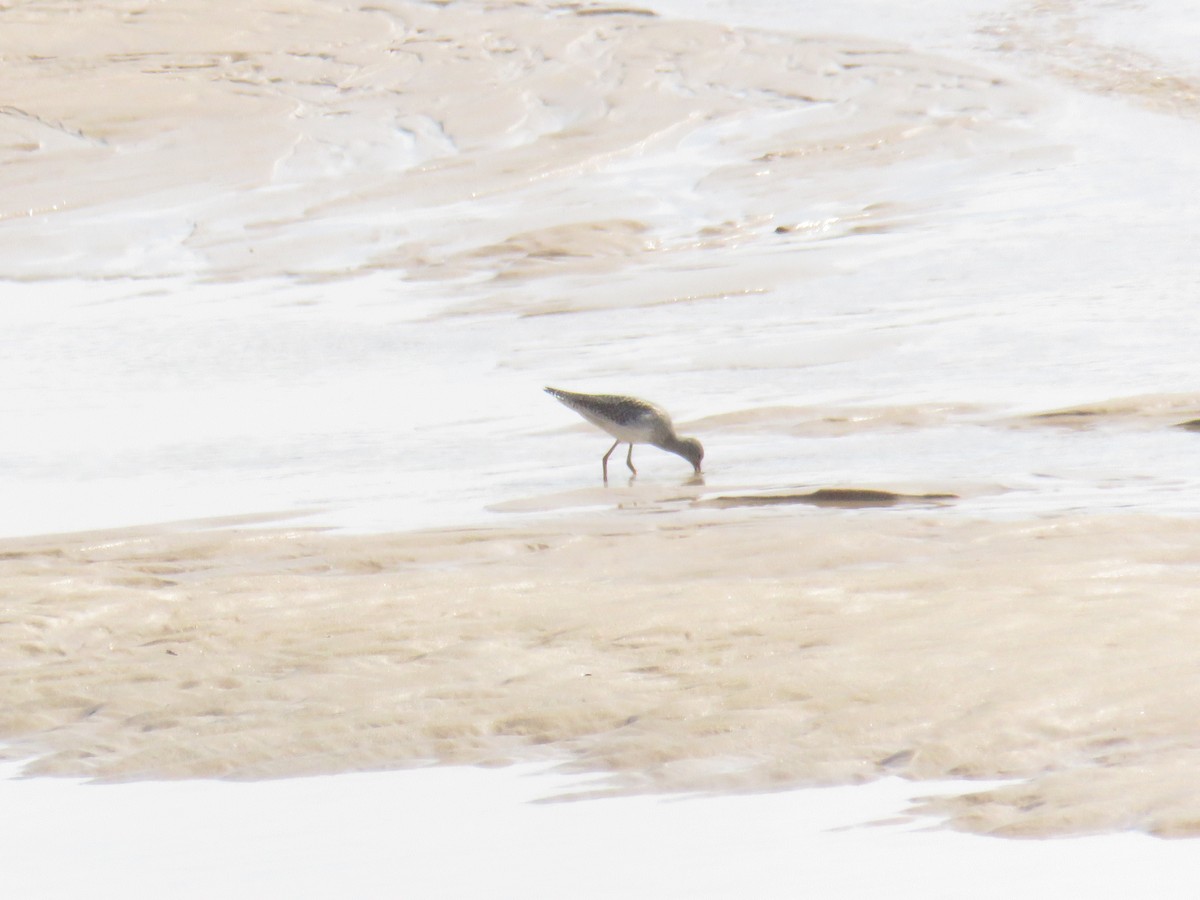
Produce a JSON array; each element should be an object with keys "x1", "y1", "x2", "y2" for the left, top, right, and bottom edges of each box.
[{"x1": 582, "y1": 411, "x2": 656, "y2": 444}]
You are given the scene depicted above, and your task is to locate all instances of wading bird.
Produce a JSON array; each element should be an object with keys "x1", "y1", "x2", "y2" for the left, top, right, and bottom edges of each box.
[{"x1": 545, "y1": 386, "x2": 704, "y2": 482}]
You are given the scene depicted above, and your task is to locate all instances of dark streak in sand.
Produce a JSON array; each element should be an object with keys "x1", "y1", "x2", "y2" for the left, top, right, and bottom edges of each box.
[{"x1": 697, "y1": 488, "x2": 959, "y2": 509}]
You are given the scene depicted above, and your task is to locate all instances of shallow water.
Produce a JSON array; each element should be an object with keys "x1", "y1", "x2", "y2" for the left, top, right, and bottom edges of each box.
[
  {"x1": 4, "y1": 0, "x2": 1200, "y2": 535},
  {"x1": 11, "y1": 760, "x2": 1199, "y2": 900},
  {"x1": 3, "y1": 0, "x2": 1200, "y2": 838}
]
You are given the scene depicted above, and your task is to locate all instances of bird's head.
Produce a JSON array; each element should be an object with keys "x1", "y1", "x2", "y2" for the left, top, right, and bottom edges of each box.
[{"x1": 676, "y1": 436, "x2": 704, "y2": 474}]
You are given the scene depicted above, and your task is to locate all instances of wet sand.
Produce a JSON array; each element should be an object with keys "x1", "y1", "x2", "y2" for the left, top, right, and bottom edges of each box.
[
  {"x1": 0, "y1": 0, "x2": 1036, "y2": 283},
  {"x1": 6, "y1": 0, "x2": 1200, "y2": 851},
  {"x1": 6, "y1": 490, "x2": 1200, "y2": 838}
]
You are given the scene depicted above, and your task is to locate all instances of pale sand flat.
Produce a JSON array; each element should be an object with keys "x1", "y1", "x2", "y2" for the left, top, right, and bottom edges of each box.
[{"x1": 6, "y1": 508, "x2": 1200, "y2": 837}]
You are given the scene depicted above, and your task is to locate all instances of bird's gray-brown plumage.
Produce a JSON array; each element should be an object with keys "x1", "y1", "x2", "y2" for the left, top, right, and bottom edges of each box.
[{"x1": 545, "y1": 386, "x2": 704, "y2": 481}]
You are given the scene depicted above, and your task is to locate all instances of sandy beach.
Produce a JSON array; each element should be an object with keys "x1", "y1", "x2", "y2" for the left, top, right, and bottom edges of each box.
[
  {"x1": 5, "y1": 0, "x2": 1200, "y2": 888},
  {"x1": 7, "y1": 499, "x2": 1200, "y2": 837}
]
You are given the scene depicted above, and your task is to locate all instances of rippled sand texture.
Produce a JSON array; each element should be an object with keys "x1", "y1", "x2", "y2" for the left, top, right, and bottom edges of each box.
[
  {"x1": 0, "y1": 0, "x2": 1036, "y2": 287},
  {"x1": 6, "y1": 0, "x2": 1200, "y2": 844},
  {"x1": 983, "y1": 0, "x2": 1200, "y2": 118},
  {"x1": 6, "y1": 508, "x2": 1200, "y2": 838}
]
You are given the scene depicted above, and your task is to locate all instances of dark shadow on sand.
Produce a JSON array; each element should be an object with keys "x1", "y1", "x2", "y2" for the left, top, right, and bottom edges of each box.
[{"x1": 696, "y1": 488, "x2": 958, "y2": 510}]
